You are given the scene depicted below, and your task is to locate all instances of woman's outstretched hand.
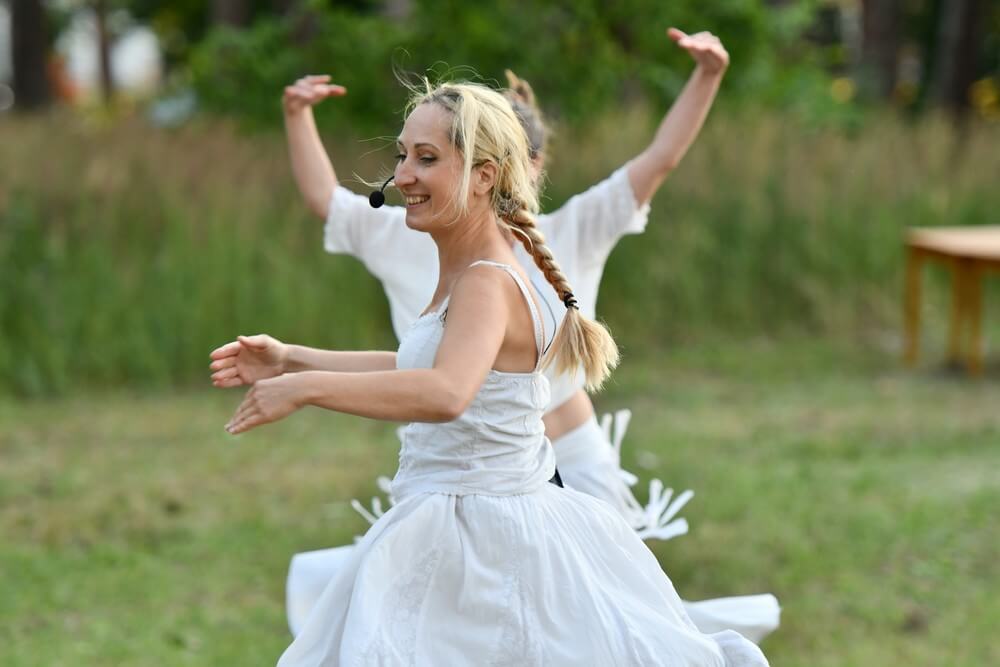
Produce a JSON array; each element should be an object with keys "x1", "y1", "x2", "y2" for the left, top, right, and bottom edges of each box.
[
  {"x1": 282, "y1": 74, "x2": 347, "y2": 115},
  {"x1": 210, "y1": 334, "x2": 288, "y2": 388},
  {"x1": 225, "y1": 374, "x2": 305, "y2": 435},
  {"x1": 668, "y1": 28, "x2": 729, "y2": 76}
]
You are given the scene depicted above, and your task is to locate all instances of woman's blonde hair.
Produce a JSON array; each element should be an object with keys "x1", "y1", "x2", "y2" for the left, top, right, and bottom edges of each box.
[
  {"x1": 409, "y1": 80, "x2": 619, "y2": 390},
  {"x1": 502, "y1": 70, "x2": 549, "y2": 160}
]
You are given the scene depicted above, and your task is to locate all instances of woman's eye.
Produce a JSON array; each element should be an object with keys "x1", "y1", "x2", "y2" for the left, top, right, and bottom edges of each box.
[
  {"x1": 394, "y1": 153, "x2": 406, "y2": 162},
  {"x1": 419, "y1": 156, "x2": 436, "y2": 164}
]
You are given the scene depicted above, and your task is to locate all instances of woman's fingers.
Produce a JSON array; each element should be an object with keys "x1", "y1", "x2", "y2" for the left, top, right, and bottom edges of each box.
[
  {"x1": 226, "y1": 397, "x2": 256, "y2": 431},
  {"x1": 672, "y1": 29, "x2": 728, "y2": 71},
  {"x1": 214, "y1": 376, "x2": 246, "y2": 389},
  {"x1": 237, "y1": 334, "x2": 270, "y2": 350},
  {"x1": 228, "y1": 413, "x2": 264, "y2": 435},
  {"x1": 227, "y1": 397, "x2": 267, "y2": 434},
  {"x1": 286, "y1": 80, "x2": 346, "y2": 107},
  {"x1": 667, "y1": 27, "x2": 687, "y2": 42},
  {"x1": 210, "y1": 357, "x2": 235, "y2": 371},
  {"x1": 210, "y1": 340, "x2": 241, "y2": 360},
  {"x1": 231, "y1": 394, "x2": 257, "y2": 424},
  {"x1": 211, "y1": 366, "x2": 240, "y2": 383}
]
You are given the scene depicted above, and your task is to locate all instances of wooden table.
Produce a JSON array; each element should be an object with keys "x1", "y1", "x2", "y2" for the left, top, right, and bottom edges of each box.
[{"x1": 904, "y1": 226, "x2": 1000, "y2": 374}]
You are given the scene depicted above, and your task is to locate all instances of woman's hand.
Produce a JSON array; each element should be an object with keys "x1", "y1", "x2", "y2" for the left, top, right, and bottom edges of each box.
[
  {"x1": 282, "y1": 74, "x2": 347, "y2": 115},
  {"x1": 225, "y1": 374, "x2": 307, "y2": 435},
  {"x1": 210, "y1": 334, "x2": 288, "y2": 388},
  {"x1": 668, "y1": 28, "x2": 729, "y2": 76}
]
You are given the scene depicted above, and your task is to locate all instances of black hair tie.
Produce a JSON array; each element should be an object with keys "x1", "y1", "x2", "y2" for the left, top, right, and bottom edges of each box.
[{"x1": 562, "y1": 292, "x2": 579, "y2": 310}]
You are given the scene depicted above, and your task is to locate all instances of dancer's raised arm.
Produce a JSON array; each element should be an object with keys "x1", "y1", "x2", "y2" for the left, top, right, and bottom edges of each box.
[
  {"x1": 223, "y1": 267, "x2": 516, "y2": 433},
  {"x1": 628, "y1": 28, "x2": 729, "y2": 205},
  {"x1": 282, "y1": 74, "x2": 346, "y2": 219}
]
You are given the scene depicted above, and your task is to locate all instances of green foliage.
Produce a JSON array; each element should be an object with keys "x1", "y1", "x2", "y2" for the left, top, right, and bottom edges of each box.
[
  {"x1": 189, "y1": 10, "x2": 411, "y2": 133},
  {"x1": 187, "y1": 0, "x2": 851, "y2": 130}
]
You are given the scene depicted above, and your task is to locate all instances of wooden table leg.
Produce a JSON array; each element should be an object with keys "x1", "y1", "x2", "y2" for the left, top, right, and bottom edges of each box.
[
  {"x1": 965, "y1": 261, "x2": 984, "y2": 375},
  {"x1": 947, "y1": 258, "x2": 967, "y2": 365},
  {"x1": 903, "y1": 247, "x2": 923, "y2": 365}
]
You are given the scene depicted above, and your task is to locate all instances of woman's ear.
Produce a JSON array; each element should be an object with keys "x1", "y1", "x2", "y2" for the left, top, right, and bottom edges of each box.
[{"x1": 473, "y1": 161, "x2": 498, "y2": 197}]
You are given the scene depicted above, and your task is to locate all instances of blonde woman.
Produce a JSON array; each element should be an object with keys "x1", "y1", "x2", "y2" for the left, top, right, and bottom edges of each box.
[
  {"x1": 212, "y1": 77, "x2": 767, "y2": 666},
  {"x1": 279, "y1": 28, "x2": 732, "y2": 513},
  {"x1": 272, "y1": 26, "x2": 780, "y2": 643}
]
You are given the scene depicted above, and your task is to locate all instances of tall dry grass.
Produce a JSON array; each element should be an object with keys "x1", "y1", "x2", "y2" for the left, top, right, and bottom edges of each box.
[{"x1": 2, "y1": 109, "x2": 999, "y2": 394}]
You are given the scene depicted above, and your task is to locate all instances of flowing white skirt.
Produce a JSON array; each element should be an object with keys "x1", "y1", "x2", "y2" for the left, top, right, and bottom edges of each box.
[{"x1": 277, "y1": 484, "x2": 768, "y2": 666}]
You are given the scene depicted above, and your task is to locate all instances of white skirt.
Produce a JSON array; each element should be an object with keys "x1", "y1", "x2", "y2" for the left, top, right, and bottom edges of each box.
[{"x1": 277, "y1": 484, "x2": 768, "y2": 666}]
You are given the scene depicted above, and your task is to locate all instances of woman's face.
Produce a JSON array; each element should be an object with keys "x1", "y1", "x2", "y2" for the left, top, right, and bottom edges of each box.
[{"x1": 394, "y1": 103, "x2": 467, "y2": 232}]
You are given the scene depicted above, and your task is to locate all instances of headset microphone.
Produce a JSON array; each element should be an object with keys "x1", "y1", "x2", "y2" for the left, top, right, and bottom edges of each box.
[{"x1": 369, "y1": 175, "x2": 394, "y2": 208}]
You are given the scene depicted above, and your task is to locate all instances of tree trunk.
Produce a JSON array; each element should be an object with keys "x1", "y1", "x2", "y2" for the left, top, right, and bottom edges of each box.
[
  {"x1": 930, "y1": 0, "x2": 981, "y2": 112},
  {"x1": 212, "y1": 0, "x2": 250, "y2": 27},
  {"x1": 11, "y1": 0, "x2": 51, "y2": 110},
  {"x1": 273, "y1": 0, "x2": 320, "y2": 44},
  {"x1": 860, "y1": 0, "x2": 901, "y2": 99},
  {"x1": 93, "y1": 0, "x2": 114, "y2": 104}
]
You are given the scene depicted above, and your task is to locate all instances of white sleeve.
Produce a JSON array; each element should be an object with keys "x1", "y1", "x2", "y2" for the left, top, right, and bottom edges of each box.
[
  {"x1": 323, "y1": 185, "x2": 406, "y2": 260},
  {"x1": 544, "y1": 164, "x2": 651, "y2": 268}
]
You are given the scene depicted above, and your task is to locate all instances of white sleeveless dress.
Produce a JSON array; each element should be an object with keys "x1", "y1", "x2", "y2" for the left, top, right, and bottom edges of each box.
[{"x1": 276, "y1": 262, "x2": 768, "y2": 667}]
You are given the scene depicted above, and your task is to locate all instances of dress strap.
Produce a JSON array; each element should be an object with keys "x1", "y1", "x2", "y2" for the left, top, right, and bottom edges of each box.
[{"x1": 467, "y1": 260, "x2": 545, "y2": 371}]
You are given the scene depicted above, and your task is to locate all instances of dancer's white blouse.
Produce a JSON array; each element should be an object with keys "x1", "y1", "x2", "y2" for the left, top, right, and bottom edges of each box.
[
  {"x1": 323, "y1": 165, "x2": 649, "y2": 410},
  {"x1": 276, "y1": 261, "x2": 768, "y2": 667}
]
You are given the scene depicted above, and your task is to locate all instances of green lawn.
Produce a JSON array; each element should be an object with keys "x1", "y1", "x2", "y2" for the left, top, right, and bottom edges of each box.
[{"x1": 2, "y1": 340, "x2": 998, "y2": 666}]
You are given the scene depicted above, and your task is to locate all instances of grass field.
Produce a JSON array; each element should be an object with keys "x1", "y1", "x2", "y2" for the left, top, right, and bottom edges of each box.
[{"x1": 2, "y1": 339, "x2": 998, "y2": 666}]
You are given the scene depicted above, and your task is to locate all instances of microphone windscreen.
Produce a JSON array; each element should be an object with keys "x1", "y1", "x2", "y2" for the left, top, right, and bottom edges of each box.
[{"x1": 369, "y1": 191, "x2": 385, "y2": 208}]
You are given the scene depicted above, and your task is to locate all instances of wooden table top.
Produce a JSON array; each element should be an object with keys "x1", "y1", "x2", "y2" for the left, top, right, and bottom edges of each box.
[{"x1": 907, "y1": 226, "x2": 1000, "y2": 261}]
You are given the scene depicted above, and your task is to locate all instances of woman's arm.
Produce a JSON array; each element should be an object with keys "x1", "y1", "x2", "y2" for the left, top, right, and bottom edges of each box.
[
  {"x1": 285, "y1": 346, "x2": 396, "y2": 374},
  {"x1": 282, "y1": 75, "x2": 346, "y2": 220},
  {"x1": 628, "y1": 28, "x2": 730, "y2": 205},
  {"x1": 210, "y1": 335, "x2": 396, "y2": 389},
  {"x1": 224, "y1": 267, "x2": 512, "y2": 434}
]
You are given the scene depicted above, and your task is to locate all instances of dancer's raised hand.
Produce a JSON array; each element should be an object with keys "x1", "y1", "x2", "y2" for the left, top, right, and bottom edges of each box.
[
  {"x1": 210, "y1": 334, "x2": 288, "y2": 388},
  {"x1": 668, "y1": 28, "x2": 729, "y2": 75},
  {"x1": 282, "y1": 74, "x2": 347, "y2": 115},
  {"x1": 225, "y1": 374, "x2": 304, "y2": 435}
]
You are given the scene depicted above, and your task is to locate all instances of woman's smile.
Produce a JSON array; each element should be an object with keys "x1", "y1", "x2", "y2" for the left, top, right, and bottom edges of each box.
[{"x1": 405, "y1": 195, "x2": 430, "y2": 207}]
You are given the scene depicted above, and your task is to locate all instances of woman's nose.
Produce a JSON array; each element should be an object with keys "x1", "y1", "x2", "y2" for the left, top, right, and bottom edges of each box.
[{"x1": 394, "y1": 159, "x2": 417, "y2": 187}]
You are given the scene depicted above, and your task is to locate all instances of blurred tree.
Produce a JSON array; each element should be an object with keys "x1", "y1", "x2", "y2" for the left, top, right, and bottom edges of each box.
[
  {"x1": 930, "y1": 0, "x2": 982, "y2": 112},
  {"x1": 93, "y1": 0, "x2": 114, "y2": 102},
  {"x1": 11, "y1": 0, "x2": 52, "y2": 109},
  {"x1": 212, "y1": 0, "x2": 250, "y2": 27},
  {"x1": 860, "y1": 0, "x2": 900, "y2": 99}
]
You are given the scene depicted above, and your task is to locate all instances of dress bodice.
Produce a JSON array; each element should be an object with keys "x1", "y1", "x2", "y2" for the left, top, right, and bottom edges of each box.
[{"x1": 390, "y1": 261, "x2": 556, "y2": 501}]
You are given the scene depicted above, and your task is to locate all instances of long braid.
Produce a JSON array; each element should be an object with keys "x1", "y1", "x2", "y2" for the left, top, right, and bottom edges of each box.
[
  {"x1": 503, "y1": 206, "x2": 619, "y2": 390},
  {"x1": 504, "y1": 208, "x2": 573, "y2": 303}
]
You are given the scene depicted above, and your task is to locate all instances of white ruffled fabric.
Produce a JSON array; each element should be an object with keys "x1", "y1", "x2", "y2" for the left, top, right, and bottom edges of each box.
[
  {"x1": 288, "y1": 408, "x2": 782, "y2": 647},
  {"x1": 278, "y1": 263, "x2": 769, "y2": 665},
  {"x1": 282, "y1": 485, "x2": 767, "y2": 666},
  {"x1": 557, "y1": 410, "x2": 693, "y2": 542}
]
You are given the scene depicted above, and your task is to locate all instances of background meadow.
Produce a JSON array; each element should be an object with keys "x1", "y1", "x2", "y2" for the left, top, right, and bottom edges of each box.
[{"x1": 3, "y1": 0, "x2": 1000, "y2": 664}]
